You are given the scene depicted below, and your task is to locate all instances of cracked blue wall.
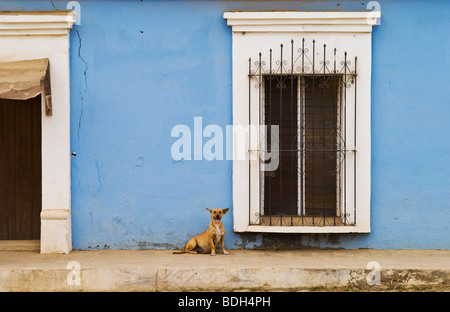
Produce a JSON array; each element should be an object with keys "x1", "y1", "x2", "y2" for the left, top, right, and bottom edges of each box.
[{"x1": 1, "y1": 0, "x2": 449, "y2": 250}]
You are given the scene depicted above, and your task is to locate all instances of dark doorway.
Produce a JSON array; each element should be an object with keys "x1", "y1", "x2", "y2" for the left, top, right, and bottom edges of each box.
[{"x1": 0, "y1": 95, "x2": 42, "y2": 240}]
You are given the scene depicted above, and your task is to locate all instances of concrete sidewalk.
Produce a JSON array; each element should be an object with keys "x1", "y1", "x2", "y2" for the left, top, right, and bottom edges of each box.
[{"x1": 0, "y1": 249, "x2": 449, "y2": 291}]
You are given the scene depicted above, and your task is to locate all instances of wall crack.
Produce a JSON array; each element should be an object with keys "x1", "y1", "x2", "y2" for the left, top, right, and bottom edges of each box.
[{"x1": 74, "y1": 28, "x2": 88, "y2": 148}]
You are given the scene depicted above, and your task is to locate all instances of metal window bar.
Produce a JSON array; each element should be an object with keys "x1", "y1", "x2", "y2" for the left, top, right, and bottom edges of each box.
[{"x1": 248, "y1": 38, "x2": 357, "y2": 227}]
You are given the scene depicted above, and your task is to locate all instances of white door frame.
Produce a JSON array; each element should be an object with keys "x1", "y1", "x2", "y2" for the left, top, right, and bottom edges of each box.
[{"x1": 0, "y1": 11, "x2": 76, "y2": 253}]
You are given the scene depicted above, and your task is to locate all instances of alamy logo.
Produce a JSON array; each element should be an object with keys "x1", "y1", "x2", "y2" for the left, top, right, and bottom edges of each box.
[
  {"x1": 66, "y1": 1, "x2": 81, "y2": 25},
  {"x1": 366, "y1": 261, "x2": 381, "y2": 286},
  {"x1": 66, "y1": 261, "x2": 81, "y2": 286},
  {"x1": 170, "y1": 117, "x2": 279, "y2": 171},
  {"x1": 366, "y1": 1, "x2": 381, "y2": 25}
]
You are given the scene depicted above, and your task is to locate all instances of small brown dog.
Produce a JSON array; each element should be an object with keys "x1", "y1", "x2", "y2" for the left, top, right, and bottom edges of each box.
[{"x1": 173, "y1": 208, "x2": 230, "y2": 256}]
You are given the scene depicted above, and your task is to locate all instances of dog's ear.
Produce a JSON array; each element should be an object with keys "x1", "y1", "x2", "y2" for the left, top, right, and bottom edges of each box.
[
  {"x1": 206, "y1": 208, "x2": 212, "y2": 213},
  {"x1": 222, "y1": 208, "x2": 230, "y2": 214}
]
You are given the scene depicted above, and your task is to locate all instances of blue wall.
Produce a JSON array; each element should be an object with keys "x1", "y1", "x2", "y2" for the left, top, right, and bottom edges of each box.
[{"x1": 1, "y1": 0, "x2": 449, "y2": 250}]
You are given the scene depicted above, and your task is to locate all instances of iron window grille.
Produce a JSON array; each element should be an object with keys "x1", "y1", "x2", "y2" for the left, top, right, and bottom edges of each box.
[{"x1": 248, "y1": 38, "x2": 357, "y2": 227}]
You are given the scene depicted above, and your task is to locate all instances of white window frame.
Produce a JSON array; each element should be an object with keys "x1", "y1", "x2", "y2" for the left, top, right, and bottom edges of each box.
[
  {"x1": 0, "y1": 11, "x2": 76, "y2": 253},
  {"x1": 224, "y1": 11, "x2": 380, "y2": 233}
]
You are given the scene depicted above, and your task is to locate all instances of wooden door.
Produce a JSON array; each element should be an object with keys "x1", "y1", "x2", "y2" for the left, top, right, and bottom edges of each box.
[{"x1": 0, "y1": 96, "x2": 42, "y2": 240}]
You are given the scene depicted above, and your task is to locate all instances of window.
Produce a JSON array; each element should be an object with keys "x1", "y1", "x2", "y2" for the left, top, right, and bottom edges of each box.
[
  {"x1": 252, "y1": 40, "x2": 355, "y2": 227},
  {"x1": 224, "y1": 11, "x2": 380, "y2": 233}
]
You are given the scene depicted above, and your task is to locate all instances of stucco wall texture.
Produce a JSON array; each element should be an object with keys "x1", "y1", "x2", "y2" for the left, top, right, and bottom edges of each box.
[{"x1": 1, "y1": 0, "x2": 448, "y2": 250}]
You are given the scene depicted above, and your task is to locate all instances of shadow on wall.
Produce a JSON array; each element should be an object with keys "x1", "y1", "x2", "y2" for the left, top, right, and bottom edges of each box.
[{"x1": 233, "y1": 233, "x2": 368, "y2": 250}]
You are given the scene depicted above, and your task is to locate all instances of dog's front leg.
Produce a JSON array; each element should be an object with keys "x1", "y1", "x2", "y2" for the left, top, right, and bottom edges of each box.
[
  {"x1": 208, "y1": 237, "x2": 216, "y2": 256},
  {"x1": 220, "y1": 235, "x2": 229, "y2": 255}
]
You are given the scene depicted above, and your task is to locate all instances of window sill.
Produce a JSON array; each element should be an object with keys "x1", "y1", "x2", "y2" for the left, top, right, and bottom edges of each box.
[{"x1": 237, "y1": 224, "x2": 370, "y2": 234}]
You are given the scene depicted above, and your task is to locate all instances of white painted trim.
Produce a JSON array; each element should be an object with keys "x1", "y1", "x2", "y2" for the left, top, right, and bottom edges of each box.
[
  {"x1": 225, "y1": 11, "x2": 379, "y2": 233},
  {"x1": 246, "y1": 226, "x2": 369, "y2": 234},
  {"x1": 224, "y1": 11, "x2": 380, "y2": 33},
  {"x1": 0, "y1": 11, "x2": 75, "y2": 253},
  {"x1": 0, "y1": 11, "x2": 75, "y2": 36}
]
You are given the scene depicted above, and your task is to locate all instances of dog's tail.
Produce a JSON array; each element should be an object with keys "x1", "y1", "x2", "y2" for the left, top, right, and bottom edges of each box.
[{"x1": 172, "y1": 245, "x2": 187, "y2": 254}]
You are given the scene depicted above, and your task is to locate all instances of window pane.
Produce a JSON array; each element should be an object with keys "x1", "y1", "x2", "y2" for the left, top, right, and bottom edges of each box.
[
  {"x1": 304, "y1": 76, "x2": 338, "y2": 217},
  {"x1": 263, "y1": 75, "x2": 298, "y2": 216}
]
